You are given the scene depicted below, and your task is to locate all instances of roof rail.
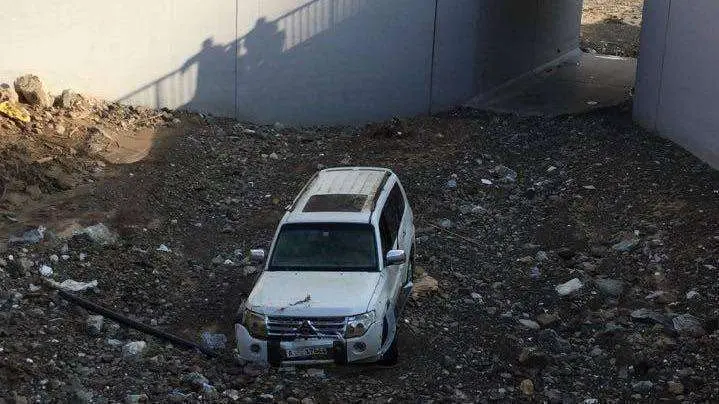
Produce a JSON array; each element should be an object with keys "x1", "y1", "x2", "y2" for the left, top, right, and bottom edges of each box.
[
  {"x1": 285, "y1": 171, "x2": 319, "y2": 211},
  {"x1": 368, "y1": 171, "x2": 391, "y2": 214}
]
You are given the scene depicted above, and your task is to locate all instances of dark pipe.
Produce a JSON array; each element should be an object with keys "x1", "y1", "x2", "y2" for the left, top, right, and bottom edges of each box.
[{"x1": 55, "y1": 288, "x2": 217, "y2": 357}]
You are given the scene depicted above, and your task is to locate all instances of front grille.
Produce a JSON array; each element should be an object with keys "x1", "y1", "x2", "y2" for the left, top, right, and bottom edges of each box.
[{"x1": 267, "y1": 316, "x2": 346, "y2": 339}]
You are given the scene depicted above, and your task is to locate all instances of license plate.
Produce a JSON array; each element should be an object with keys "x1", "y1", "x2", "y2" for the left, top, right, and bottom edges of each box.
[{"x1": 284, "y1": 347, "x2": 328, "y2": 359}]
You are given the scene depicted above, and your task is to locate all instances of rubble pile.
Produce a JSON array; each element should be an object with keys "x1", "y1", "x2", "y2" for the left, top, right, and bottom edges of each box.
[{"x1": 0, "y1": 74, "x2": 179, "y2": 212}]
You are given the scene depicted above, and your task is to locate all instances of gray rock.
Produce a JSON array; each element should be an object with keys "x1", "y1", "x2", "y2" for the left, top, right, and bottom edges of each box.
[
  {"x1": 223, "y1": 389, "x2": 241, "y2": 401},
  {"x1": 8, "y1": 226, "x2": 46, "y2": 245},
  {"x1": 672, "y1": 314, "x2": 705, "y2": 337},
  {"x1": 306, "y1": 368, "x2": 326, "y2": 378},
  {"x1": 519, "y1": 319, "x2": 540, "y2": 330},
  {"x1": 631, "y1": 308, "x2": 668, "y2": 325},
  {"x1": 86, "y1": 315, "x2": 104, "y2": 336},
  {"x1": 125, "y1": 394, "x2": 148, "y2": 404},
  {"x1": 612, "y1": 238, "x2": 640, "y2": 252},
  {"x1": 555, "y1": 278, "x2": 583, "y2": 296},
  {"x1": 19, "y1": 258, "x2": 34, "y2": 271},
  {"x1": 491, "y1": 165, "x2": 518, "y2": 183},
  {"x1": 632, "y1": 380, "x2": 654, "y2": 393},
  {"x1": 183, "y1": 372, "x2": 209, "y2": 388},
  {"x1": 0, "y1": 83, "x2": 18, "y2": 103},
  {"x1": 595, "y1": 278, "x2": 624, "y2": 297},
  {"x1": 301, "y1": 399, "x2": 315, "y2": 404},
  {"x1": 122, "y1": 341, "x2": 146, "y2": 359},
  {"x1": 75, "y1": 223, "x2": 118, "y2": 245},
  {"x1": 106, "y1": 338, "x2": 123, "y2": 347},
  {"x1": 14, "y1": 74, "x2": 50, "y2": 106},
  {"x1": 57, "y1": 89, "x2": 80, "y2": 109}
]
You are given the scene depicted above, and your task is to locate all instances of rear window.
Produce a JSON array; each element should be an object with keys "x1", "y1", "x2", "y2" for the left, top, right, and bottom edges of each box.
[{"x1": 269, "y1": 223, "x2": 378, "y2": 271}]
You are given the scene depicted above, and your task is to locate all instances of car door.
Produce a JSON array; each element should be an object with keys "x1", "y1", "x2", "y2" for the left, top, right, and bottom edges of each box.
[{"x1": 379, "y1": 183, "x2": 406, "y2": 317}]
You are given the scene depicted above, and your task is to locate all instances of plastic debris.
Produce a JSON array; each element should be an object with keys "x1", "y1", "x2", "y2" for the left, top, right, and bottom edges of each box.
[
  {"x1": 672, "y1": 314, "x2": 705, "y2": 337},
  {"x1": 612, "y1": 238, "x2": 640, "y2": 252},
  {"x1": 481, "y1": 179, "x2": 493, "y2": 185},
  {"x1": 200, "y1": 332, "x2": 228, "y2": 350},
  {"x1": 0, "y1": 101, "x2": 31, "y2": 123},
  {"x1": 156, "y1": 244, "x2": 171, "y2": 252}
]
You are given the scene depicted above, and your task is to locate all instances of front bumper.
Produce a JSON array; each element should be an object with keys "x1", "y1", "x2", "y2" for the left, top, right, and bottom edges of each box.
[{"x1": 235, "y1": 321, "x2": 383, "y2": 365}]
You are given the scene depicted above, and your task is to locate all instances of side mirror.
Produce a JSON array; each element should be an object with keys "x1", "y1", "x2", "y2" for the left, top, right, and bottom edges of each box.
[
  {"x1": 250, "y1": 249, "x2": 266, "y2": 264},
  {"x1": 386, "y1": 250, "x2": 406, "y2": 265}
]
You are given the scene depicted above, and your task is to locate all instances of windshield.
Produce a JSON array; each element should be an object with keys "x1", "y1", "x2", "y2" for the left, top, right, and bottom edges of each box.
[{"x1": 268, "y1": 223, "x2": 378, "y2": 271}]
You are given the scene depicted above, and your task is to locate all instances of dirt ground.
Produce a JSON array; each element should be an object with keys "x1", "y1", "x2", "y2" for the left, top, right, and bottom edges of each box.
[
  {"x1": 2, "y1": 98, "x2": 718, "y2": 403},
  {"x1": 581, "y1": 0, "x2": 645, "y2": 57}
]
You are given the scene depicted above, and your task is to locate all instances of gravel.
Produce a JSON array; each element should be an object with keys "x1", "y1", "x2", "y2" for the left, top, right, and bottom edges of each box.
[{"x1": 1, "y1": 100, "x2": 718, "y2": 402}]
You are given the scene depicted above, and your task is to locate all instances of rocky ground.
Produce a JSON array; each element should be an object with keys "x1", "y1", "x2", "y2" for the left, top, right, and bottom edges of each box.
[
  {"x1": 581, "y1": 0, "x2": 644, "y2": 57},
  {"x1": 1, "y1": 69, "x2": 718, "y2": 404}
]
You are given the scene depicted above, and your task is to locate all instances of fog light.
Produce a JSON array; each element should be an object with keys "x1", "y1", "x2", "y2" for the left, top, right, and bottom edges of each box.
[
  {"x1": 353, "y1": 342, "x2": 367, "y2": 352},
  {"x1": 250, "y1": 344, "x2": 261, "y2": 353}
]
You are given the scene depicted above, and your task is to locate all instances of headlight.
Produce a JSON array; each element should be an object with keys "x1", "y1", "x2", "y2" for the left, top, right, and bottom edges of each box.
[
  {"x1": 242, "y1": 310, "x2": 268, "y2": 339},
  {"x1": 345, "y1": 311, "x2": 376, "y2": 338}
]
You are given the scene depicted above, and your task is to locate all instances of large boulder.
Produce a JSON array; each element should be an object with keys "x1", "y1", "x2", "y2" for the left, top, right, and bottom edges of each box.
[
  {"x1": 0, "y1": 83, "x2": 18, "y2": 103},
  {"x1": 14, "y1": 74, "x2": 50, "y2": 107}
]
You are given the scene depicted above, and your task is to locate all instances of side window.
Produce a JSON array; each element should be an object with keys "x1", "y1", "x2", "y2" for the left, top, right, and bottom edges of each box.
[{"x1": 379, "y1": 184, "x2": 405, "y2": 261}]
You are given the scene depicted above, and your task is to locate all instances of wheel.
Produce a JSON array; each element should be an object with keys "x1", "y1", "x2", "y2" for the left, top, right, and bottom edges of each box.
[{"x1": 378, "y1": 327, "x2": 399, "y2": 365}]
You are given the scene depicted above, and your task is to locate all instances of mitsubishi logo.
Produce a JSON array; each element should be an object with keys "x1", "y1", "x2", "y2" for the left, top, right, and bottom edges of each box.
[{"x1": 298, "y1": 320, "x2": 316, "y2": 336}]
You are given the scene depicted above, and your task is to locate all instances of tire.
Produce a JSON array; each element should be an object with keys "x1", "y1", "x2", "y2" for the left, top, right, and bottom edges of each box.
[{"x1": 378, "y1": 328, "x2": 399, "y2": 365}]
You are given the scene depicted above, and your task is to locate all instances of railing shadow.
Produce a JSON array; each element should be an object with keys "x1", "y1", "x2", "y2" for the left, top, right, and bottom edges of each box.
[{"x1": 117, "y1": 0, "x2": 372, "y2": 120}]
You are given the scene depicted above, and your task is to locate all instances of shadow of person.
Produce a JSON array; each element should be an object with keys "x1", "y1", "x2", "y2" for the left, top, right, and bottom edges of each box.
[
  {"x1": 237, "y1": 18, "x2": 286, "y2": 121},
  {"x1": 179, "y1": 37, "x2": 236, "y2": 116}
]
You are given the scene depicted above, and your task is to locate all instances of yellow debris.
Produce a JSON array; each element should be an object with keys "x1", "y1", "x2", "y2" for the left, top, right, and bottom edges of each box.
[{"x1": 0, "y1": 101, "x2": 31, "y2": 123}]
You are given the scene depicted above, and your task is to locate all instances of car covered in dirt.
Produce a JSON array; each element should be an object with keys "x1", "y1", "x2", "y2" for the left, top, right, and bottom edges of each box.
[{"x1": 236, "y1": 167, "x2": 415, "y2": 365}]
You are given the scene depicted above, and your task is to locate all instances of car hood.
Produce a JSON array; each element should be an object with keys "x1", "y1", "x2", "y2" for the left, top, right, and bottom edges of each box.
[{"x1": 247, "y1": 271, "x2": 382, "y2": 317}]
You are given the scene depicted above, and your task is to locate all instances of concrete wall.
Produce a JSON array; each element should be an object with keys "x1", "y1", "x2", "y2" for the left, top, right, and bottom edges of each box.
[
  {"x1": 430, "y1": 0, "x2": 582, "y2": 111},
  {"x1": 1, "y1": 0, "x2": 582, "y2": 125},
  {"x1": 634, "y1": 0, "x2": 719, "y2": 169}
]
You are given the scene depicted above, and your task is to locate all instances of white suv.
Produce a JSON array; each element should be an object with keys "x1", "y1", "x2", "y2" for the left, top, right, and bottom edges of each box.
[{"x1": 236, "y1": 167, "x2": 415, "y2": 365}]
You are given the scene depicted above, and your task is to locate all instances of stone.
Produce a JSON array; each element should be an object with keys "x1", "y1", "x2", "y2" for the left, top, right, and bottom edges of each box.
[
  {"x1": 672, "y1": 314, "x2": 705, "y2": 337},
  {"x1": 667, "y1": 381, "x2": 684, "y2": 394},
  {"x1": 122, "y1": 341, "x2": 146, "y2": 359},
  {"x1": 632, "y1": 380, "x2": 654, "y2": 394},
  {"x1": 57, "y1": 89, "x2": 80, "y2": 109},
  {"x1": 39, "y1": 265, "x2": 53, "y2": 277},
  {"x1": 223, "y1": 389, "x2": 241, "y2": 401},
  {"x1": 411, "y1": 274, "x2": 439, "y2": 299},
  {"x1": 630, "y1": 308, "x2": 668, "y2": 325},
  {"x1": 438, "y1": 218, "x2": 452, "y2": 228},
  {"x1": 183, "y1": 372, "x2": 209, "y2": 388},
  {"x1": 520, "y1": 379, "x2": 534, "y2": 395},
  {"x1": 125, "y1": 394, "x2": 148, "y2": 404},
  {"x1": 55, "y1": 124, "x2": 66, "y2": 135},
  {"x1": 0, "y1": 83, "x2": 18, "y2": 103},
  {"x1": 555, "y1": 278, "x2": 583, "y2": 296},
  {"x1": 491, "y1": 165, "x2": 518, "y2": 183},
  {"x1": 612, "y1": 238, "x2": 640, "y2": 252},
  {"x1": 536, "y1": 313, "x2": 558, "y2": 327},
  {"x1": 595, "y1": 278, "x2": 624, "y2": 297},
  {"x1": 300, "y1": 399, "x2": 315, "y2": 404},
  {"x1": 686, "y1": 290, "x2": 700, "y2": 300},
  {"x1": 211, "y1": 255, "x2": 224, "y2": 265},
  {"x1": 305, "y1": 368, "x2": 325, "y2": 378},
  {"x1": 74, "y1": 223, "x2": 118, "y2": 245},
  {"x1": 518, "y1": 347, "x2": 549, "y2": 368},
  {"x1": 519, "y1": 319, "x2": 540, "y2": 330},
  {"x1": 86, "y1": 315, "x2": 104, "y2": 336},
  {"x1": 268, "y1": 152, "x2": 279, "y2": 160},
  {"x1": 14, "y1": 75, "x2": 50, "y2": 106}
]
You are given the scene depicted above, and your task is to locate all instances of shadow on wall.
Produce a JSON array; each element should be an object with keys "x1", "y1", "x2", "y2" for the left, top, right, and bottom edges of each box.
[{"x1": 118, "y1": 0, "x2": 435, "y2": 125}]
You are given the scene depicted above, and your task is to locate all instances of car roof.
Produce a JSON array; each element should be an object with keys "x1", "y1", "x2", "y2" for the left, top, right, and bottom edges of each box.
[{"x1": 284, "y1": 167, "x2": 394, "y2": 224}]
